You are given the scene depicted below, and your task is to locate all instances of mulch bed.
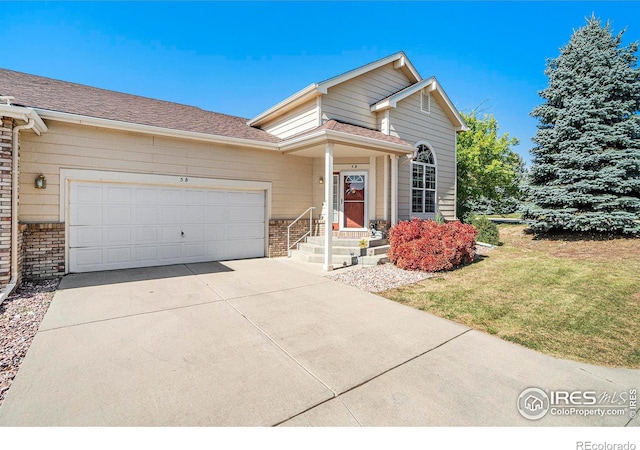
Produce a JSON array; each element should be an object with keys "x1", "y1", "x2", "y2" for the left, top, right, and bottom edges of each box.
[{"x1": 0, "y1": 279, "x2": 59, "y2": 407}]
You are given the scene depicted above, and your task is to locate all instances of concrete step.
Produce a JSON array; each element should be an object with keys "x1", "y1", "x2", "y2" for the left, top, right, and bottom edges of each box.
[
  {"x1": 364, "y1": 244, "x2": 390, "y2": 256},
  {"x1": 290, "y1": 247, "x2": 389, "y2": 267},
  {"x1": 298, "y1": 243, "x2": 370, "y2": 256},
  {"x1": 290, "y1": 251, "x2": 361, "y2": 266},
  {"x1": 306, "y1": 236, "x2": 388, "y2": 248}
]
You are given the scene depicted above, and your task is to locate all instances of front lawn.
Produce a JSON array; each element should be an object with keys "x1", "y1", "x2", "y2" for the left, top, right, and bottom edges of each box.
[{"x1": 379, "y1": 225, "x2": 640, "y2": 368}]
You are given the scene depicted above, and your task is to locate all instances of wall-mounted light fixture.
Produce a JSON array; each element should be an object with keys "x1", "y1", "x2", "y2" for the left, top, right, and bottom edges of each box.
[
  {"x1": 319, "y1": 176, "x2": 324, "y2": 184},
  {"x1": 35, "y1": 174, "x2": 46, "y2": 189}
]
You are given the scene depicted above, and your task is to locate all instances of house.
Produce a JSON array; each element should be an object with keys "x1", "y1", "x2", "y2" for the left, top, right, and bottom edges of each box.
[{"x1": 0, "y1": 51, "x2": 467, "y2": 297}]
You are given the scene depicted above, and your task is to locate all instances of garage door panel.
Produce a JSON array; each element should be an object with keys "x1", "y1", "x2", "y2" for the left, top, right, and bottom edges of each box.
[
  {"x1": 183, "y1": 190, "x2": 204, "y2": 204},
  {"x1": 157, "y1": 206, "x2": 180, "y2": 224},
  {"x1": 159, "y1": 226, "x2": 183, "y2": 243},
  {"x1": 104, "y1": 186, "x2": 132, "y2": 203},
  {"x1": 105, "y1": 227, "x2": 132, "y2": 246},
  {"x1": 225, "y1": 207, "x2": 245, "y2": 222},
  {"x1": 135, "y1": 188, "x2": 158, "y2": 205},
  {"x1": 159, "y1": 189, "x2": 182, "y2": 204},
  {"x1": 183, "y1": 206, "x2": 203, "y2": 223},
  {"x1": 182, "y1": 243, "x2": 204, "y2": 258},
  {"x1": 132, "y1": 246, "x2": 158, "y2": 262},
  {"x1": 103, "y1": 206, "x2": 132, "y2": 225},
  {"x1": 70, "y1": 226, "x2": 103, "y2": 247},
  {"x1": 204, "y1": 191, "x2": 227, "y2": 204},
  {"x1": 158, "y1": 244, "x2": 182, "y2": 260},
  {"x1": 244, "y1": 206, "x2": 266, "y2": 222},
  {"x1": 70, "y1": 248, "x2": 103, "y2": 269},
  {"x1": 105, "y1": 247, "x2": 132, "y2": 264},
  {"x1": 206, "y1": 242, "x2": 225, "y2": 259},
  {"x1": 134, "y1": 207, "x2": 157, "y2": 224},
  {"x1": 203, "y1": 206, "x2": 224, "y2": 223},
  {"x1": 181, "y1": 225, "x2": 204, "y2": 242},
  {"x1": 71, "y1": 205, "x2": 103, "y2": 226},
  {"x1": 69, "y1": 181, "x2": 265, "y2": 272},
  {"x1": 71, "y1": 184, "x2": 103, "y2": 203},
  {"x1": 203, "y1": 224, "x2": 225, "y2": 240}
]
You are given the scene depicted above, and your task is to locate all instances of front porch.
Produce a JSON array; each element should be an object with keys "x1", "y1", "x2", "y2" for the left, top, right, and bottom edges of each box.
[{"x1": 279, "y1": 122, "x2": 415, "y2": 271}]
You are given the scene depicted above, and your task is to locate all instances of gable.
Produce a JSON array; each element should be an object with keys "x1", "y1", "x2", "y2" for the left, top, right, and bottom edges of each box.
[{"x1": 321, "y1": 62, "x2": 414, "y2": 129}]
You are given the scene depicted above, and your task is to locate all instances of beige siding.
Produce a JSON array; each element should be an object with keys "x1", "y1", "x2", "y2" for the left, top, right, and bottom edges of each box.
[
  {"x1": 261, "y1": 100, "x2": 318, "y2": 139},
  {"x1": 390, "y1": 92, "x2": 458, "y2": 220},
  {"x1": 19, "y1": 122, "x2": 313, "y2": 222},
  {"x1": 322, "y1": 63, "x2": 412, "y2": 129}
]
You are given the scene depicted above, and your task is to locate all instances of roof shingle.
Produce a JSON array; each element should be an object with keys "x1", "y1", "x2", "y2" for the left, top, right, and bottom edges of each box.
[{"x1": 0, "y1": 68, "x2": 281, "y2": 143}]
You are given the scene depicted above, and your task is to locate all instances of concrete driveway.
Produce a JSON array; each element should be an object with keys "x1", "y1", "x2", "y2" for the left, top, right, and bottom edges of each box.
[{"x1": 0, "y1": 259, "x2": 637, "y2": 426}]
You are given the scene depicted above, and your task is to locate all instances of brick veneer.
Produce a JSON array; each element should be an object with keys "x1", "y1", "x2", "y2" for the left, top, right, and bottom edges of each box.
[
  {"x1": 21, "y1": 222, "x2": 65, "y2": 280},
  {"x1": 0, "y1": 117, "x2": 15, "y2": 288},
  {"x1": 268, "y1": 219, "x2": 322, "y2": 257}
]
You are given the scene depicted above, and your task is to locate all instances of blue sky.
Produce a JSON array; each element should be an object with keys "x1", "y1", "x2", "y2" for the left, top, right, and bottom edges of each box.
[{"x1": 2, "y1": 1, "x2": 639, "y2": 164}]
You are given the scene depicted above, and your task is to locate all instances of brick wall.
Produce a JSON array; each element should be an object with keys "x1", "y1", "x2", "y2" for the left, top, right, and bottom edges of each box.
[
  {"x1": 0, "y1": 117, "x2": 14, "y2": 288},
  {"x1": 268, "y1": 219, "x2": 322, "y2": 257},
  {"x1": 21, "y1": 222, "x2": 65, "y2": 280}
]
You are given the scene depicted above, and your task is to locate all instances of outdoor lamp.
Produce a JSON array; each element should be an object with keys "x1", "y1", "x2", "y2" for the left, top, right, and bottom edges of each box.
[{"x1": 35, "y1": 174, "x2": 46, "y2": 189}]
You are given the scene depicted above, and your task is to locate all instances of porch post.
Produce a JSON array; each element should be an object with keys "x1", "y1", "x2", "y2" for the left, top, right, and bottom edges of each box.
[
  {"x1": 368, "y1": 156, "x2": 376, "y2": 224},
  {"x1": 391, "y1": 154, "x2": 398, "y2": 226},
  {"x1": 383, "y1": 155, "x2": 389, "y2": 222},
  {"x1": 324, "y1": 143, "x2": 334, "y2": 271}
]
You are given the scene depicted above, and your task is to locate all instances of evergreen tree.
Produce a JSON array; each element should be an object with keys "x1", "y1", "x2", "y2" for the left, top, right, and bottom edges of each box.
[{"x1": 522, "y1": 16, "x2": 640, "y2": 235}]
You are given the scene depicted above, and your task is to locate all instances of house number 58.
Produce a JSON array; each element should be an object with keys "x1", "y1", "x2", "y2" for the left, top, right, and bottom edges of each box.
[{"x1": 179, "y1": 177, "x2": 189, "y2": 183}]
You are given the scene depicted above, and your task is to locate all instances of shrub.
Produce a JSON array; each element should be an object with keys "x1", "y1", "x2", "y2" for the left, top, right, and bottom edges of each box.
[
  {"x1": 388, "y1": 219, "x2": 478, "y2": 272},
  {"x1": 467, "y1": 215, "x2": 501, "y2": 246}
]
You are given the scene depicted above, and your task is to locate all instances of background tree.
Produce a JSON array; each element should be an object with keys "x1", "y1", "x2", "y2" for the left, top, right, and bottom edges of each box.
[
  {"x1": 522, "y1": 16, "x2": 640, "y2": 235},
  {"x1": 456, "y1": 111, "x2": 523, "y2": 219}
]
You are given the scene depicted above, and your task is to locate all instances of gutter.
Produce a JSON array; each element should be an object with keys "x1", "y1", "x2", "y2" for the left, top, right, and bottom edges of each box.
[{"x1": 0, "y1": 105, "x2": 47, "y2": 305}]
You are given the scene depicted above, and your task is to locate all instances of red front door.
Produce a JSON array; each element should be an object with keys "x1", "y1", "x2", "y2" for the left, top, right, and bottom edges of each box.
[{"x1": 343, "y1": 173, "x2": 366, "y2": 229}]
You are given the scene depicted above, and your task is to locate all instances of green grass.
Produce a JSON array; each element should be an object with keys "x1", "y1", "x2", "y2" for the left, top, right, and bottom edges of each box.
[
  {"x1": 483, "y1": 213, "x2": 522, "y2": 219},
  {"x1": 379, "y1": 226, "x2": 640, "y2": 368}
]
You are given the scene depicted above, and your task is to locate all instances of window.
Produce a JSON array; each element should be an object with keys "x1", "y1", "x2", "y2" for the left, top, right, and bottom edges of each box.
[
  {"x1": 420, "y1": 90, "x2": 431, "y2": 114},
  {"x1": 411, "y1": 144, "x2": 436, "y2": 214}
]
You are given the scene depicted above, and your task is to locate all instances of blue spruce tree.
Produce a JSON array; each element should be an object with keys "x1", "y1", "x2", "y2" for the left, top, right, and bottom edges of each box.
[{"x1": 523, "y1": 16, "x2": 640, "y2": 235}]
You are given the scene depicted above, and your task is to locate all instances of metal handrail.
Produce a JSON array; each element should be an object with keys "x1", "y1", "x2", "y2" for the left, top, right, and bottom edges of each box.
[{"x1": 287, "y1": 207, "x2": 316, "y2": 257}]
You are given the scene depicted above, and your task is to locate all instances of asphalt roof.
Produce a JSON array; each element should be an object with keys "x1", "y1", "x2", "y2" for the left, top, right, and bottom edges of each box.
[{"x1": 0, "y1": 68, "x2": 282, "y2": 143}]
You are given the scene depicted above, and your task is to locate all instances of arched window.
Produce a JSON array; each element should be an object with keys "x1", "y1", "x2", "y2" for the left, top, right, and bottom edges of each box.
[{"x1": 411, "y1": 143, "x2": 437, "y2": 215}]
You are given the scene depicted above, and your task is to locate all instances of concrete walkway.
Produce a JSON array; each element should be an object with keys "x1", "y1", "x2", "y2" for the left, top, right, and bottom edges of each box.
[{"x1": 0, "y1": 259, "x2": 637, "y2": 426}]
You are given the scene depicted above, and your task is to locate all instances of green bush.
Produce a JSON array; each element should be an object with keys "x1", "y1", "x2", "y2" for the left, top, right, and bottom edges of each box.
[{"x1": 468, "y1": 215, "x2": 501, "y2": 246}]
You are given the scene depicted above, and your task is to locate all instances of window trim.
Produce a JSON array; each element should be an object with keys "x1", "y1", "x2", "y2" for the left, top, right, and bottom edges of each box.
[{"x1": 410, "y1": 142, "x2": 437, "y2": 217}]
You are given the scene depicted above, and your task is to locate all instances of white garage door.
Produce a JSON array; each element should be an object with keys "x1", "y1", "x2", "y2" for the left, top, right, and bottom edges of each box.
[{"x1": 69, "y1": 181, "x2": 266, "y2": 272}]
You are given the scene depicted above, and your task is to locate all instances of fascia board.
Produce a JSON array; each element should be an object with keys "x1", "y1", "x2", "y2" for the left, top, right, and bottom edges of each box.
[
  {"x1": 247, "y1": 84, "x2": 320, "y2": 126},
  {"x1": 370, "y1": 78, "x2": 435, "y2": 112},
  {"x1": 430, "y1": 81, "x2": 469, "y2": 132},
  {"x1": 279, "y1": 129, "x2": 414, "y2": 156},
  {"x1": 318, "y1": 52, "x2": 421, "y2": 93},
  {"x1": 0, "y1": 104, "x2": 48, "y2": 134},
  {"x1": 36, "y1": 109, "x2": 280, "y2": 151}
]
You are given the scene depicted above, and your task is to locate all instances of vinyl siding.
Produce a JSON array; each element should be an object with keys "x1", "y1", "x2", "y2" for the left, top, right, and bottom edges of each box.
[
  {"x1": 19, "y1": 122, "x2": 313, "y2": 222},
  {"x1": 322, "y1": 63, "x2": 412, "y2": 129},
  {"x1": 261, "y1": 100, "x2": 318, "y2": 139},
  {"x1": 390, "y1": 92, "x2": 458, "y2": 220}
]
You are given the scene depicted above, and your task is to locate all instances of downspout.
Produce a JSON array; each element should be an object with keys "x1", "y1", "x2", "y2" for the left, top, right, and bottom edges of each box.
[{"x1": 0, "y1": 117, "x2": 36, "y2": 305}]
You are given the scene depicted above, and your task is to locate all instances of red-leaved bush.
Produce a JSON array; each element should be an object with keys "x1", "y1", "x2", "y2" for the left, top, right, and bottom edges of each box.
[{"x1": 387, "y1": 219, "x2": 478, "y2": 272}]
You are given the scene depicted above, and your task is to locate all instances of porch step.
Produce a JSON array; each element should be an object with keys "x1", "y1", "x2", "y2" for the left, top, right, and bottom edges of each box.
[
  {"x1": 305, "y1": 236, "x2": 388, "y2": 248},
  {"x1": 290, "y1": 250, "x2": 389, "y2": 267},
  {"x1": 290, "y1": 236, "x2": 390, "y2": 267}
]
